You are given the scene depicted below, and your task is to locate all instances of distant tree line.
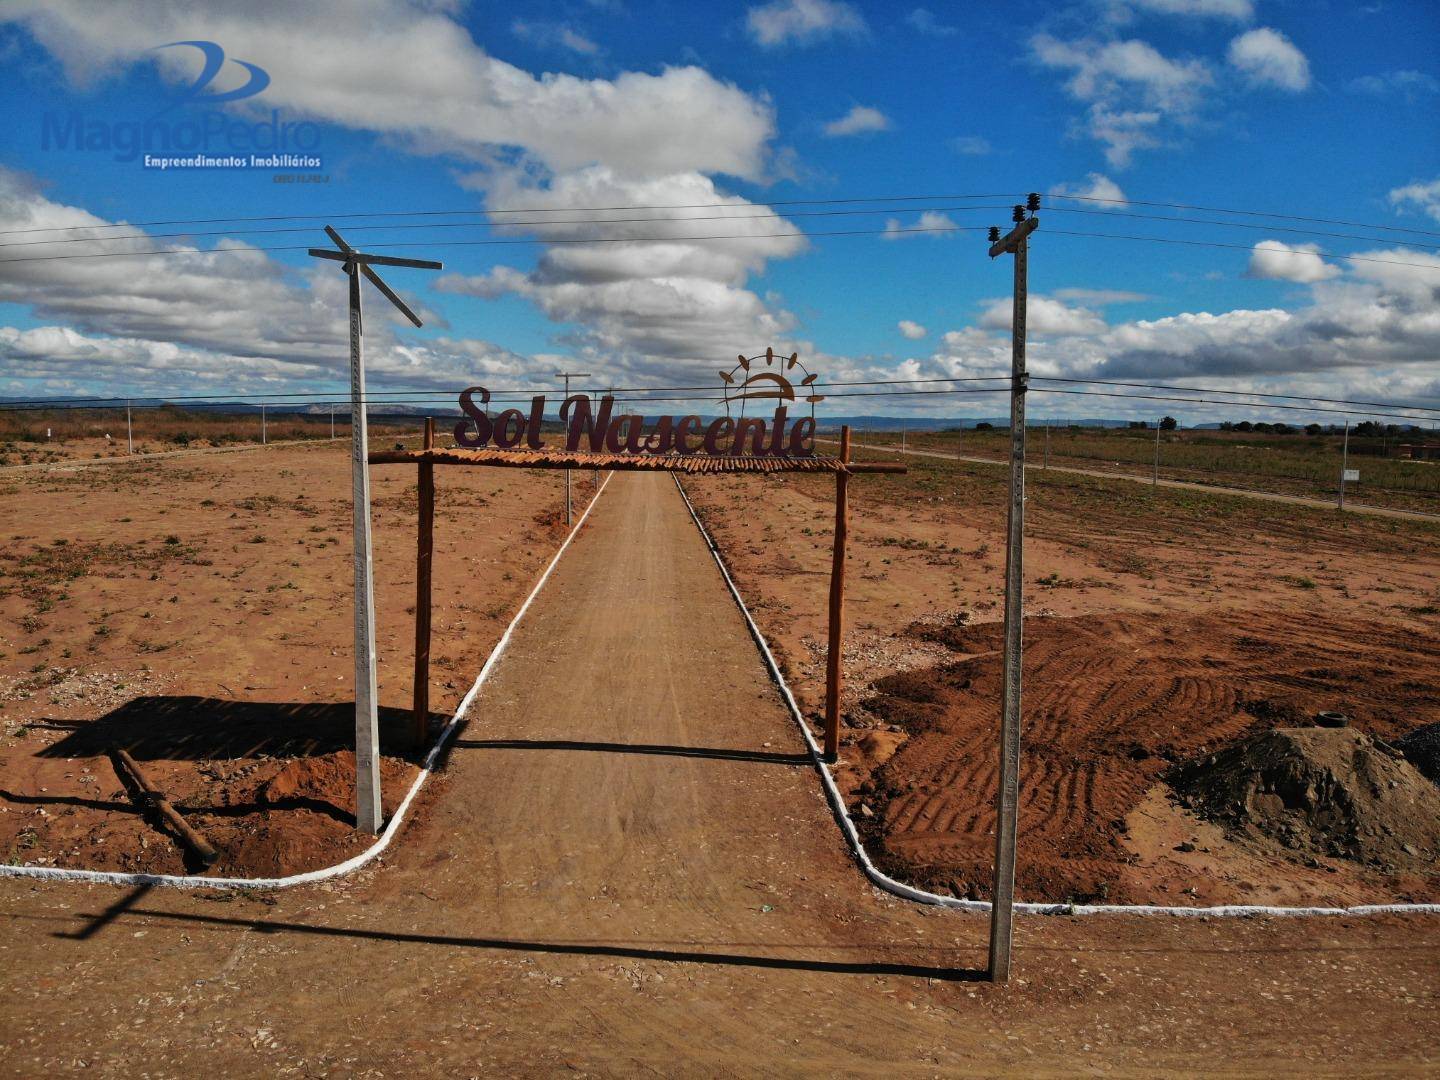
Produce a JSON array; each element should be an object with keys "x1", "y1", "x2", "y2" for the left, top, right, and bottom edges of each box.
[{"x1": 1218, "y1": 421, "x2": 1428, "y2": 437}]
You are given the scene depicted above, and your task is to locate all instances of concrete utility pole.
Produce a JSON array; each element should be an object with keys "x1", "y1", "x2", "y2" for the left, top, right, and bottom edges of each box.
[
  {"x1": 1339, "y1": 420, "x2": 1351, "y2": 509},
  {"x1": 126, "y1": 400, "x2": 133, "y2": 455},
  {"x1": 1152, "y1": 420, "x2": 1161, "y2": 488},
  {"x1": 555, "y1": 372, "x2": 591, "y2": 524},
  {"x1": 261, "y1": 404, "x2": 267, "y2": 445},
  {"x1": 330, "y1": 405, "x2": 336, "y2": 440},
  {"x1": 1044, "y1": 420, "x2": 1049, "y2": 470},
  {"x1": 310, "y1": 226, "x2": 442, "y2": 834},
  {"x1": 984, "y1": 193, "x2": 1039, "y2": 985}
]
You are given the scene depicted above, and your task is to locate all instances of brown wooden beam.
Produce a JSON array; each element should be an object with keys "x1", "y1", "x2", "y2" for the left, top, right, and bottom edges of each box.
[
  {"x1": 824, "y1": 425, "x2": 852, "y2": 764},
  {"x1": 413, "y1": 418, "x2": 436, "y2": 747},
  {"x1": 370, "y1": 447, "x2": 904, "y2": 475},
  {"x1": 111, "y1": 748, "x2": 219, "y2": 867}
]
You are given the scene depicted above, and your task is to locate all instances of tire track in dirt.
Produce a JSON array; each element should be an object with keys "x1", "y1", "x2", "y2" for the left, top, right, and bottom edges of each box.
[{"x1": 858, "y1": 609, "x2": 1440, "y2": 904}]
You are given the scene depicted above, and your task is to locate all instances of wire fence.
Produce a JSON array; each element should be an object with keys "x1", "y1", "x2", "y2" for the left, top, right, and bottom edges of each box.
[
  {"x1": 846, "y1": 425, "x2": 1440, "y2": 517},
  {"x1": 3, "y1": 395, "x2": 1438, "y2": 517}
]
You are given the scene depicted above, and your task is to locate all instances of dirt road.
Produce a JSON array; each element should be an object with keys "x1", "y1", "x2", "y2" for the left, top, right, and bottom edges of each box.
[
  {"x1": 836, "y1": 440, "x2": 1440, "y2": 522},
  {"x1": 2, "y1": 472, "x2": 1436, "y2": 1076}
]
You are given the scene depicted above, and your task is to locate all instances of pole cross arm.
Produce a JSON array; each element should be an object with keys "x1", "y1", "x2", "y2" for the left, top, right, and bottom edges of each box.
[
  {"x1": 308, "y1": 225, "x2": 442, "y2": 330},
  {"x1": 988, "y1": 215, "x2": 1039, "y2": 258},
  {"x1": 307, "y1": 247, "x2": 444, "y2": 271}
]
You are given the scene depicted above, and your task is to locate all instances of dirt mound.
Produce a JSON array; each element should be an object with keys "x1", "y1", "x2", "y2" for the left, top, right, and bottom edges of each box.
[
  {"x1": 259, "y1": 750, "x2": 361, "y2": 805},
  {"x1": 1171, "y1": 727, "x2": 1440, "y2": 873},
  {"x1": 1397, "y1": 722, "x2": 1440, "y2": 786},
  {"x1": 852, "y1": 608, "x2": 1440, "y2": 904}
]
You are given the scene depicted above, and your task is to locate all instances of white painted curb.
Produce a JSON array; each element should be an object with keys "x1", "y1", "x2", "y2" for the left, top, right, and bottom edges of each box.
[
  {"x1": 672, "y1": 474, "x2": 1440, "y2": 918},
  {"x1": 0, "y1": 471, "x2": 615, "y2": 891}
]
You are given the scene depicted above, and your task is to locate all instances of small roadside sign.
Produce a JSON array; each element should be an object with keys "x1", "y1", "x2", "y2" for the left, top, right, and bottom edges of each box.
[{"x1": 1343, "y1": 469, "x2": 1360, "y2": 483}]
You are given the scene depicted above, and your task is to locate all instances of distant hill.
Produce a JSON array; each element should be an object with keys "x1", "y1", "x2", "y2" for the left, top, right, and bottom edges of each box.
[{"x1": 0, "y1": 396, "x2": 1170, "y2": 429}]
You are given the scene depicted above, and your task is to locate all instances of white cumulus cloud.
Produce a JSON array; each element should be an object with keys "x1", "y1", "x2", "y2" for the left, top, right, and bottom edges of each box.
[
  {"x1": 1126, "y1": 0, "x2": 1253, "y2": 20},
  {"x1": 1, "y1": 1, "x2": 775, "y2": 180},
  {"x1": 1388, "y1": 178, "x2": 1440, "y2": 224},
  {"x1": 898, "y1": 320, "x2": 928, "y2": 340},
  {"x1": 1049, "y1": 172, "x2": 1129, "y2": 206},
  {"x1": 822, "y1": 105, "x2": 891, "y2": 137},
  {"x1": 746, "y1": 0, "x2": 866, "y2": 47},
  {"x1": 1227, "y1": 27, "x2": 1311, "y2": 92},
  {"x1": 1247, "y1": 240, "x2": 1339, "y2": 283},
  {"x1": 980, "y1": 296, "x2": 1109, "y2": 337},
  {"x1": 1030, "y1": 33, "x2": 1212, "y2": 166},
  {"x1": 881, "y1": 211, "x2": 958, "y2": 240}
]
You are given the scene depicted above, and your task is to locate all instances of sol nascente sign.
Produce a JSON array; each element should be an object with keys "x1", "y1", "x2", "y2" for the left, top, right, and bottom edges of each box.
[{"x1": 453, "y1": 349, "x2": 825, "y2": 458}]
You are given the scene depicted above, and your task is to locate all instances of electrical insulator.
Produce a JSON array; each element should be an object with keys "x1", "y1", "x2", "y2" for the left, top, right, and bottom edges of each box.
[
  {"x1": 988, "y1": 226, "x2": 1001, "y2": 243},
  {"x1": 1027, "y1": 192, "x2": 1040, "y2": 213},
  {"x1": 1012, "y1": 204, "x2": 1026, "y2": 223}
]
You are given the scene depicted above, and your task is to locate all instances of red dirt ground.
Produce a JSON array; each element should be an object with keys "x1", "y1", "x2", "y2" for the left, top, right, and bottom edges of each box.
[
  {"x1": 0, "y1": 439, "x2": 574, "y2": 877},
  {"x1": 682, "y1": 456, "x2": 1440, "y2": 907},
  {"x1": 856, "y1": 608, "x2": 1440, "y2": 905}
]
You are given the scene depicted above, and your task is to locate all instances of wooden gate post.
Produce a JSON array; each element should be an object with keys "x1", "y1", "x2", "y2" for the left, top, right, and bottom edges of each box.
[
  {"x1": 413, "y1": 417, "x2": 436, "y2": 746},
  {"x1": 824, "y1": 425, "x2": 852, "y2": 763}
]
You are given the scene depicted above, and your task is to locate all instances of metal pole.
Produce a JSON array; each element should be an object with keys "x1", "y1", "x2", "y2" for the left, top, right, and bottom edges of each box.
[
  {"x1": 1339, "y1": 421, "x2": 1350, "y2": 510},
  {"x1": 348, "y1": 265, "x2": 382, "y2": 834},
  {"x1": 126, "y1": 401, "x2": 133, "y2": 455},
  {"x1": 989, "y1": 227, "x2": 1029, "y2": 985},
  {"x1": 554, "y1": 373, "x2": 592, "y2": 524},
  {"x1": 1152, "y1": 421, "x2": 1160, "y2": 488}
]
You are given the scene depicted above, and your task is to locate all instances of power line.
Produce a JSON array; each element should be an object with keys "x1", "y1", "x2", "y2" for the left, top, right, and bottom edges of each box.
[
  {"x1": 4, "y1": 385, "x2": 1438, "y2": 423},
  {"x1": 1042, "y1": 228, "x2": 1438, "y2": 271},
  {"x1": 1030, "y1": 386, "x2": 1440, "y2": 423},
  {"x1": 11, "y1": 200, "x2": 1430, "y2": 257},
  {"x1": 1031, "y1": 377, "x2": 1440, "y2": 416},
  {"x1": 0, "y1": 203, "x2": 1017, "y2": 252},
  {"x1": 6, "y1": 374, "x2": 1437, "y2": 416},
  {"x1": 1045, "y1": 205, "x2": 1440, "y2": 252},
  {"x1": 0, "y1": 194, "x2": 1017, "y2": 239},
  {"x1": 9, "y1": 190, "x2": 1437, "y2": 242},
  {"x1": 4, "y1": 223, "x2": 1439, "y2": 270},
  {"x1": 1044, "y1": 193, "x2": 1440, "y2": 240},
  {"x1": 0, "y1": 224, "x2": 988, "y2": 264},
  {"x1": 0, "y1": 376, "x2": 1015, "y2": 409}
]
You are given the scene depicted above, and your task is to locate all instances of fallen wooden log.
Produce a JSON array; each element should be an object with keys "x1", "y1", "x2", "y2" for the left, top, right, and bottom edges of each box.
[{"x1": 111, "y1": 748, "x2": 220, "y2": 867}]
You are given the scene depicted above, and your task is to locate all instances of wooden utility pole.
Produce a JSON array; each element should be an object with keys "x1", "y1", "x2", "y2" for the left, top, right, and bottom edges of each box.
[
  {"x1": 824, "y1": 425, "x2": 852, "y2": 763},
  {"x1": 556, "y1": 372, "x2": 591, "y2": 524},
  {"x1": 413, "y1": 417, "x2": 436, "y2": 746},
  {"x1": 985, "y1": 195, "x2": 1039, "y2": 984},
  {"x1": 310, "y1": 226, "x2": 442, "y2": 834}
]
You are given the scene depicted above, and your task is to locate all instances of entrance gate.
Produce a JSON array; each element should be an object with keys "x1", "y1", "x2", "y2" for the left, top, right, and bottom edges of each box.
[{"x1": 370, "y1": 415, "x2": 905, "y2": 762}]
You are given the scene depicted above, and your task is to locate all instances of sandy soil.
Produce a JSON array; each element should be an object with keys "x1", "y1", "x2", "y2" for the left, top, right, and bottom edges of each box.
[
  {"x1": 682, "y1": 453, "x2": 1440, "y2": 906},
  {"x1": 1, "y1": 472, "x2": 1436, "y2": 1076},
  {"x1": 0, "y1": 440, "x2": 573, "y2": 876}
]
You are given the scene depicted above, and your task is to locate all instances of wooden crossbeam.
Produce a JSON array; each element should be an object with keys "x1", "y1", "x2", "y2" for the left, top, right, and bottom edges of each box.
[{"x1": 368, "y1": 447, "x2": 906, "y2": 474}]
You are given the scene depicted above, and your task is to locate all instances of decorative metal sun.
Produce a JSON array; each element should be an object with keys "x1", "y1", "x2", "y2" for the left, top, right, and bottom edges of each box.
[{"x1": 718, "y1": 346, "x2": 825, "y2": 419}]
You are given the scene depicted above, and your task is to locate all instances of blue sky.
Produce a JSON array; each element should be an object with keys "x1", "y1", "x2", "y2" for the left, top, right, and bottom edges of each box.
[{"x1": 0, "y1": 0, "x2": 1436, "y2": 423}]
